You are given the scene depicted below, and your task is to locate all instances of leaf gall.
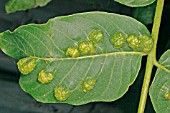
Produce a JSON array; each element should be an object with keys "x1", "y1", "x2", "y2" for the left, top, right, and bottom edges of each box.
[
  {"x1": 17, "y1": 57, "x2": 36, "y2": 75},
  {"x1": 78, "y1": 41, "x2": 95, "y2": 55},
  {"x1": 88, "y1": 29, "x2": 104, "y2": 44},
  {"x1": 38, "y1": 70, "x2": 54, "y2": 84},
  {"x1": 127, "y1": 34, "x2": 141, "y2": 49},
  {"x1": 110, "y1": 32, "x2": 127, "y2": 48},
  {"x1": 54, "y1": 86, "x2": 70, "y2": 101},
  {"x1": 82, "y1": 78, "x2": 96, "y2": 93},
  {"x1": 66, "y1": 47, "x2": 79, "y2": 58}
]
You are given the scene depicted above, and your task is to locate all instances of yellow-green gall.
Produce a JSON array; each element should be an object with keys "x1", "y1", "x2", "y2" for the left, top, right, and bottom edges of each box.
[
  {"x1": 17, "y1": 57, "x2": 36, "y2": 75},
  {"x1": 82, "y1": 78, "x2": 96, "y2": 93},
  {"x1": 164, "y1": 93, "x2": 170, "y2": 100},
  {"x1": 66, "y1": 47, "x2": 79, "y2": 58},
  {"x1": 127, "y1": 35, "x2": 141, "y2": 49},
  {"x1": 110, "y1": 32, "x2": 126, "y2": 48},
  {"x1": 127, "y1": 34, "x2": 153, "y2": 54},
  {"x1": 38, "y1": 70, "x2": 54, "y2": 84},
  {"x1": 78, "y1": 41, "x2": 95, "y2": 55},
  {"x1": 54, "y1": 86, "x2": 70, "y2": 101},
  {"x1": 140, "y1": 35, "x2": 153, "y2": 54},
  {"x1": 88, "y1": 29, "x2": 104, "y2": 43}
]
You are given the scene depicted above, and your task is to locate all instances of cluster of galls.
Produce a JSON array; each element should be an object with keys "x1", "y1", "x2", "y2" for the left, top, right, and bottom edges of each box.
[
  {"x1": 54, "y1": 77, "x2": 96, "y2": 101},
  {"x1": 17, "y1": 30, "x2": 154, "y2": 102},
  {"x1": 110, "y1": 32, "x2": 154, "y2": 54},
  {"x1": 17, "y1": 57, "x2": 97, "y2": 101},
  {"x1": 66, "y1": 29, "x2": 104, "y2": 58},
  {"x1": 17, "y1": 57, "x2": 55, "y2": 84}
]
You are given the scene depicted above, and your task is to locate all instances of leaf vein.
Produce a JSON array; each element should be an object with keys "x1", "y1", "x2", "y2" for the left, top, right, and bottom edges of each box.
[
  {"x1": 1, "y1": 38, "x2": 28, "y2": 56},
  {"x1": 21, "y1": 29, "x2": 54, "y2": 57},
  {"x1": 31, "y1": 26, "x2": 65, "y2": 55},
  {"x1": 15, "y1": 33, "x2": 36, "y2": 56},
  {"x1": 101, "y1": 55, "x2": 116, "y2": 98},
  {"x1": 59, "y1": 60, "x2": 78, "y2": 85},
  {"x1": 50, "y1": 26, "x2": 77, "y2": 43}
]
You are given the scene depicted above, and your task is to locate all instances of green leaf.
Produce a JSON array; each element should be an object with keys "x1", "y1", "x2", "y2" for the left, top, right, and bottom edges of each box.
[
  {"x1": 150, "y1": 49, "x2": 170, "y2": 113},
  {"x1": 132, "y1": 2, "x2": 156, "y2": 25},
  {"x1": 0, "y1": 12, "x2": 151, "y2": 105},
  {"x1": 36, "y1": 0, "x2": 52, "y2": 6},
  {"x1": 115, "y1": 0, "x2": 156, "y2": 7},
  {"x1": 5, "y1": 0, "x2": 52, "y2": 13}
]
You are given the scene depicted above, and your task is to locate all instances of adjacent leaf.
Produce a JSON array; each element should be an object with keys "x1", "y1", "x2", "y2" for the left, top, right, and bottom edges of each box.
[
  {"x1": 150, "y1": 49, "x2": 170, "y2": 113},
  {"x1": 0, "y1": 12, "x2": 151, "y2": 105},
  {"x1": 132, "y1": 2, "x2": 156, "y2": 25},
  {"x1": 5, "y1": 0, "x2": 52, "y2": 13},
  {"x1": 36, "y1": 0, "x2": 52, "y2": 6},
  {"x1": 115, "y1": 0, "x2": 156, "y2": 7}
]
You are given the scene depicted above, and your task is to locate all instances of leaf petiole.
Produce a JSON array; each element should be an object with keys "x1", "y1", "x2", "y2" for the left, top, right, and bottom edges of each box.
[{"x1": 154, "y1": 60, "x2": 170, "y2": 74}]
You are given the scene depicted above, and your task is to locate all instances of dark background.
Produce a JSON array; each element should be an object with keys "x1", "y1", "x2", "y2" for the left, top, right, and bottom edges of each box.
[{"x1": 0, "y1": 0, "x2": 170, "y2": 113}]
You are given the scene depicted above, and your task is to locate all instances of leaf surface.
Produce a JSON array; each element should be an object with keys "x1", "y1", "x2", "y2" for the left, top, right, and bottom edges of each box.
[
  {"x1": 150, "y1": 49, "x2": 170, "y2": 113},
  {"x1": 115, "y1": 0, "x2": 156, "y2": 7},
  {"x1": 0, "y1": 12, "x2": 151, "y2": 105},
  {"x1": 132, "y1": 2, "x2": 156, "y2": 24},
  {"x1": 5, "y1": 0, "x2": 52, "y2": 13}
]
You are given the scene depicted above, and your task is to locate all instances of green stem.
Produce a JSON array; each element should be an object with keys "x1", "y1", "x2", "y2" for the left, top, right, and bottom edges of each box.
[
  {"x1": 154, "y1": 60, "x2": 170, "y2": 73},
  {"x1": 137, "y1": 0, "x2": 164, "y2": 113}
]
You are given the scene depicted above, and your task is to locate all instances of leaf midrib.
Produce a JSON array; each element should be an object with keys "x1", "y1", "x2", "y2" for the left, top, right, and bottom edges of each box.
[{"x1": 31, "y1": 52, "x2": 144, "y2": 61}]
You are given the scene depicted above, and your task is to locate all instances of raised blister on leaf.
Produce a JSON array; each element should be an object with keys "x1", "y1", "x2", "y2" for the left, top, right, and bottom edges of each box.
[
  {"x1": 78, "y1": 41, "x2": 95, "y2": 55},
  {"x1": 66, "y1": 46, "x2": 79, "y2": 58},
  {"x1": 54, "y1": 86, "x2": 70, "y2": 101},
  {"x1": 110, "y1": 32, "x2": 127, "y2": 48},
  {"x1": 161, "y1": 85, "x2": 170, "y2": 100},
  {"x1": 140, "y1": 35, "x2": 153, "y2": 53},
  {"x1": 127, "y1": 35, "x2": 141, "y2": 50},
  {"x1": 82, "y1": 78, "x2": 96, "y2": 93},
  {"x1": 88, "y1": 29, "x2": 104, "y2": 44},
  {"x1": 164, "y1": 93, "x2": 170, "y2": 100},
  {"x1": 38, "y1": 70, "x2": 54, "y2": 84},
  {"x1": 17, "y1": 57, "x2": 36, "y2": 75}
]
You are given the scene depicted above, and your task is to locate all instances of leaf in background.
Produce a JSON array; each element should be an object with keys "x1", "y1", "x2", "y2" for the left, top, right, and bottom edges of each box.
[
  {"x1": 150, "y1": 49, "x2": 170, "y2": 113},
  {"x1": 36, "y1": 0, "x2": 52, "y2": 6},
  {"x1": 5, "y1": 0, "x2": 52, "y2": 13},
  {"x1": 115, "y1": 0, "x2": 156, "y2": 7},
  {"x1": 132, "y1": 2, "x2": 156, "y2": 25},
  {"x1": 0, "y1": 12, "x2": 151, "y2": 105}
]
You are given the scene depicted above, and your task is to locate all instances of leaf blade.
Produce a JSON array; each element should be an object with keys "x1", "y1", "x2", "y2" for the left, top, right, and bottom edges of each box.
[
  {"x1": 115, "y1": 0, "x2": 156, "y2": 7},
  {"x1": 5, "y1": 0, "x2": 52, "y2": 13},
  {"x1": 150, "y1": 49, "x2": 170, "y2": 113},
  {"x1": 0, "y1": 12, "x2": 151, "y2": 59},
  {"x1": 19, "y1": 53, "x2": 142, "y2": 105},
  {"x1": 0, "y1": 12, "x2": 151, "y2": 105},
  {"x1": 132, "y1": 2, "x2": 156, "y2": 24}
]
